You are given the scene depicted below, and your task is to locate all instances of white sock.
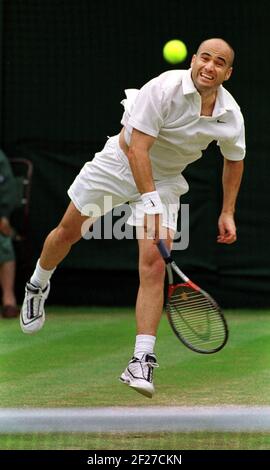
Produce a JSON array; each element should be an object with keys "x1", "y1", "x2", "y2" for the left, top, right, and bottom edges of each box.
[
  {"x1": 30, "y1": 259, "x2": 56, "y2": 289},
  {"x1": 134, "y1": 334, "x2": 156, "y2": 358}
]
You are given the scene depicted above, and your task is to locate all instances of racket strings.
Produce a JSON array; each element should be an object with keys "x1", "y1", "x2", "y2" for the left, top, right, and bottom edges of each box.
[{"x1": 167, "y1": 285, "x2": 227, "y2": 353}]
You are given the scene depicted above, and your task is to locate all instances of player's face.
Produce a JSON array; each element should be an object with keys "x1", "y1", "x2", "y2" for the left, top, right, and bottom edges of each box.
[{"x1": 191, "y1": 40, "x2": 233, "y2": 93}]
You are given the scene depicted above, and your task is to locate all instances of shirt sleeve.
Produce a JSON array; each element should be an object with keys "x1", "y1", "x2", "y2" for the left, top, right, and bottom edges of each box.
[
  {"x1": 218, "y1": 120, "x2": 246, "y2": 161},
  {"x1": 123, "y1": 77, "x2": 165, "y2": 138}
]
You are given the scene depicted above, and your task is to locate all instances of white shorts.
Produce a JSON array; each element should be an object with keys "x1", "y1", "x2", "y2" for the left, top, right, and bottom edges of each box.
[{"x1": 67, "y1": 135, "x2": 188, "y2": 231}]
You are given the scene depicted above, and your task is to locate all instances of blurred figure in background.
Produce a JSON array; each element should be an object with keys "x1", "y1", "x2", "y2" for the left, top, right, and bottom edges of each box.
[{"x1": 0, "y1": 149, "x2": 19, "y2": 318}]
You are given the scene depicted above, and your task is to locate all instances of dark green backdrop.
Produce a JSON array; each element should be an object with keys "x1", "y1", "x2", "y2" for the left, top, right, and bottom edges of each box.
[{"x1": 1, "y1": 0, "x2": 269, "y2": 307}]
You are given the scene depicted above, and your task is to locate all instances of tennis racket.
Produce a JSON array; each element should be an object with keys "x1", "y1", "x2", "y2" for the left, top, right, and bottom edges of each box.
[{"x1": 157, "y1": 239, "x2": 228, "y2": 354}]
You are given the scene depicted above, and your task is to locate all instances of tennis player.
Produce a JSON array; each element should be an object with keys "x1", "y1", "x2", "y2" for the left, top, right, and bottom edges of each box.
[{"x1": 20, "y1": 38, "x2": 245, "y2": 398}]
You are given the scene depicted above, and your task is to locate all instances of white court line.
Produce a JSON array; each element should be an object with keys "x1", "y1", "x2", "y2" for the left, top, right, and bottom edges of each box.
[{"x1": 1, "y1": 407, "x2": 270, "y2": 433}]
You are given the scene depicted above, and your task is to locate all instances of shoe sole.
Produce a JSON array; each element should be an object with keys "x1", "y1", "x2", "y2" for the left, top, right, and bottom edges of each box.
[
  {"x1": 20, "y1": 315, "x2": 45, "y2": 334},
  {"x1": 119, "y1": 374, "x2": 154, "y2": 398}
]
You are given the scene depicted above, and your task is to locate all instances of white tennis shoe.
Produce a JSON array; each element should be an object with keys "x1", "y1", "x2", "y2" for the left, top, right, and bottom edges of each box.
[
  {"x1": 20, "y1": 281, "x2": 50, "y2": 334},
  {"x1": 120, "y1": 353, "x2": 159, "y2": 398}
]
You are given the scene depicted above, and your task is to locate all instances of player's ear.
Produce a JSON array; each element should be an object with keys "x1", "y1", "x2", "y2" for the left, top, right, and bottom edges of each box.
[
  {"x1": 224, "y1": 66, "x2": 233, "y2": 81},
  {"x1": 190, "y1": 54, "x2": 196, "y2": 67}
]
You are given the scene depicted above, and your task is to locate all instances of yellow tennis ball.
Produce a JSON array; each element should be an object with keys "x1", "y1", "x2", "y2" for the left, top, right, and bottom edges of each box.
[{"x1": 163, "y1": 39, "x2": 188, "y2": 64}]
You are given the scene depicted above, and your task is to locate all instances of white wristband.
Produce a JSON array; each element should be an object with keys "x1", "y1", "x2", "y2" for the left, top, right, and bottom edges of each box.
[{"x1": 141, "y1": 191, "x2": 163, "y2": 215}]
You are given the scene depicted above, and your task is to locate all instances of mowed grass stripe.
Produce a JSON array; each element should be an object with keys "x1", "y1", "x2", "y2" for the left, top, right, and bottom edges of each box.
[
  {"x1": 0, "y1": 309, "x2": 270, "y2": 406},
  {"x1": 1, "y1": 432, "x2": 270, "y2": 450}
]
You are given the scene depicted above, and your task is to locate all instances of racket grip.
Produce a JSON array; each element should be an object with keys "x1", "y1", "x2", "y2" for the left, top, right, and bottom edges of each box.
[{"x1": 157, "y1": 239, "x2": 172, "y2": 263}]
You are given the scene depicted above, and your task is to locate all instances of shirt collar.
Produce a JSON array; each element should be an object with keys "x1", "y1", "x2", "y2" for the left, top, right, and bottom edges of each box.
[
  {"x1": 182, "y1": 69, "x2": 234, "y2": 114},
  {"x1": 214, "y1": 85, "x2": 234, "y2": 113},
  {"x1": 182, "y1": 69, "x2": 198, "y2": 95}
]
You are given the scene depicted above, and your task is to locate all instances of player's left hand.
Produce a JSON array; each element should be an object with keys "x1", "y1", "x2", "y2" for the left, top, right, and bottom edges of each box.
[{"x1": 217, "y1": 212, "x2": 237, "y2": 244}]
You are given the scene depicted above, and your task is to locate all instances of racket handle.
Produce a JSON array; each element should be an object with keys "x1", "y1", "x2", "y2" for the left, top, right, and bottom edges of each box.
[{"x1": 157, "y1": 239, "x2": 172, "y2": 263}]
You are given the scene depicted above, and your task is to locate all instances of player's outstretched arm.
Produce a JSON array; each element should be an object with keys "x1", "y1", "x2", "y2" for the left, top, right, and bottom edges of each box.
[{"x1": 217, "y1": 158, "x2": 244, "y2": 244}]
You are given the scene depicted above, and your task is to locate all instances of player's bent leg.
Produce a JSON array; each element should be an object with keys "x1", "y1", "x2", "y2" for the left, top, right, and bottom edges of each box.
[
  {"x1": 40, "y1": 202, "x2": 92, "y2": 270},
  {"x1": 120, "y1": 231, "x2": 173, "y2": 397},
  {"x1": 136, "y1": 233, "x2": 172, "y2": 336},
  {"x1": 20, "y1": 202, "x2": 93, "y2": 334},
  {"x1": 120, "y1": 240, "x2": 164, "y2": 397}
]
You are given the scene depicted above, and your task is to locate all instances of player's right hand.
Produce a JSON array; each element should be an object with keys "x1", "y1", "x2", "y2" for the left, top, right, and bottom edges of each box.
[{"x1": 144, "y1": 213, "x2": 162, "y2": 243}]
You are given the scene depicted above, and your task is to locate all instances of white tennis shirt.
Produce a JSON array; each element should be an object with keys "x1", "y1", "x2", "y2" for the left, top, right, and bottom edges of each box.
[{"x1": 121, "y1": 69, "x2": 245, "y2": 178}]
